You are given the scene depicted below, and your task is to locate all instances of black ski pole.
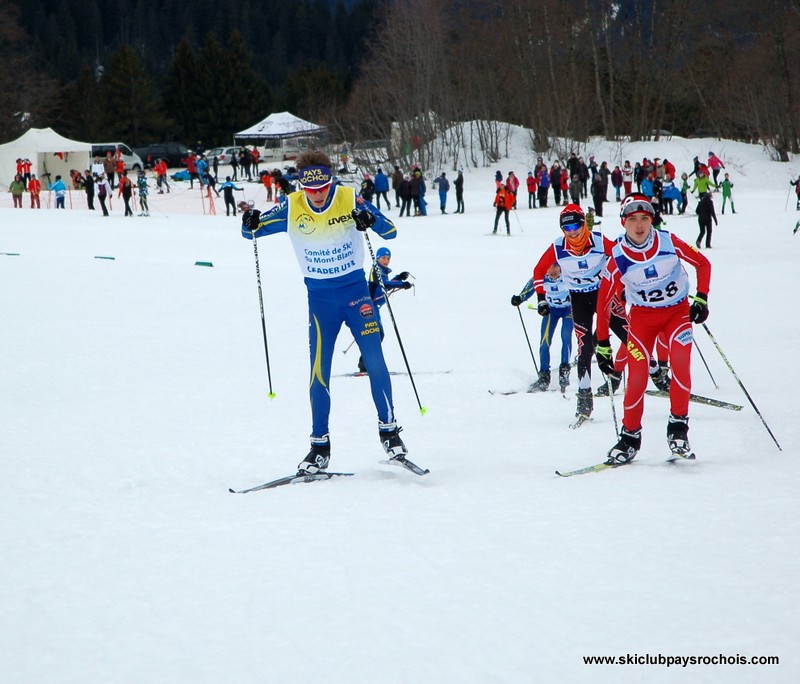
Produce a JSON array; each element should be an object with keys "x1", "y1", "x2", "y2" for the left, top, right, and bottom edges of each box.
[
  {"x1": 693, "y1": 336, "x2": 718, "y2": 389},
  {"x1": 602, "y1": 371, "x2": 620, "y2": 436},
  {"x1": 363, "y1": 231, "x2": 427, "y2": 415},
  {"x1": 250, "y1": 230, "x2": 276, "y2": 399},
  {"x1": 702, "y1": 323, "x2": 781, "y2": 451},
  {"x1": 516, "y1": 306, "x2": 540, "y2": 374}
]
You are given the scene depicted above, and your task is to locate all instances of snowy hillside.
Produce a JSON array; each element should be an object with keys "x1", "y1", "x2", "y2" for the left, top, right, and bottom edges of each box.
[{"x1": 1, "y1": 135, "x2": 798, "y2": 683}]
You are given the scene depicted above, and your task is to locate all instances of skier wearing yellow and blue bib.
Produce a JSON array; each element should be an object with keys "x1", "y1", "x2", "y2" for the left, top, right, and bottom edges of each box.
[{"x1": 242, "y1": 151, "x2": 409, "y2": 475}]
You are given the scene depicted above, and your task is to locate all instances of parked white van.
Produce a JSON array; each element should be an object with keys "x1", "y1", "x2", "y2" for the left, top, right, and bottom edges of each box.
[{"x1": 91, "y1": 143, "x2": 144, "y2": 170}]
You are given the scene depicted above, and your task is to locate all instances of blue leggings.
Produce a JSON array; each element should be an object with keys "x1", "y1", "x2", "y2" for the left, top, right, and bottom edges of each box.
[
  {"x1": 539, "y1": 307, "x2": 574, "y2": 371},
  {"x1": 308, "y1": 279, "x2": 395, "y2": 437}
]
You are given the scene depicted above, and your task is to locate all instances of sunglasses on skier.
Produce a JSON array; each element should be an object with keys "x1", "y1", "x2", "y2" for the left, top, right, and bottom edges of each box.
[{"x1": 561, "y1": 222, "x2": 583, "y2": 232}]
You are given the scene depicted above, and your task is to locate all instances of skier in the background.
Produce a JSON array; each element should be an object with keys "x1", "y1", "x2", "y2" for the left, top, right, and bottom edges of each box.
[
  {"x1": 241, "y1": 150, "x2": 412, "y2": 475},
  {"x1": 432, "y1": 172, "x2": 450, "y2": 214},
  {"x1": 510, "y1": 263, "x2": 573, "y2": 393},
  {"x1": 136, "y1": 169, "x2": 150, "y2": 216},
  {"x1": 719, "y1": 173, "x2": 736, "y2": 214},
  {"x1": 357, "y1": 247, "x2": 413, "y2": 373},
  {"x1": 454, "y1": 169, "x2": 465, "y2": 214},
  {"x1": 595, "y1": 193, "x2": 711, "y2": 464},
  {"x1": 791, "y1": 175, "x2": 800, "y2": 210},
  {"x1": 695, "y1": 193, "x2": 718, "y2": 249},
  {"x1": 707, "y1": 151, "x2": 726, "y2": 186},
  {"x1": 219, "y1": 177, "x2": 244, "y2": 216},
  {"x1": 529, "y1": 204, "x2": 627, "y2": 423}
]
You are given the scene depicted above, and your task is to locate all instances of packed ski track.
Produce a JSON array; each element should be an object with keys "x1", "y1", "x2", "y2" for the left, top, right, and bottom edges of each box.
[{"x1": 2, "y1": 133, "x2": 798, "y2": 683}]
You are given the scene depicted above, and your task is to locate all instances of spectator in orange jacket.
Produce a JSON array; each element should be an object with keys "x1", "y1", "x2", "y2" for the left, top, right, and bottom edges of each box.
[
  {"x1": 154, "y1": 159, "x2": 170, "y2": 193},
  {"x1": 493, "y1": 185, "x2": 512, "y2": 235},
  {"x1": 28, "y1": 174, "x2": 42, "y2": 208}
]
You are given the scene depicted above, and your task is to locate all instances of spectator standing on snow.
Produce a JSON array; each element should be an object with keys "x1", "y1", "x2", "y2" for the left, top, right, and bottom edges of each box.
[
  {"x1": 96, "y1": 173, "x2": 111, "y2": 216},
  {"x1": 373, "y1": 168, "x2": 391, "y2": 211},
  {"x1": 103, "y1": 152, "x2": 117, "y2": 189},
  {"x1": 622, "y1": 161, "x2": 633, "y2": 196},
  {"x1": 549, "y1": 162, "x2": 564, "y2": 206},
  {"x1": 28, "y1": 174, "x2": 41, "y2": 208},
  {"x1": 50, "y1": 175, "x2": 68, "y2": 209},
  {"x1": 360, "y1": 173, "x2": 375, "y2": 203},
  {"x1": 506, "y1": 171, "x2": 520, "y2": 208},
  {"x1": 537, "y1": 167, "x2": 550, "y2": 207},
  {"x1": 118, "y1": 171, "x2": 134, "y2": 216},
  {"x1": 136, "y1": 170, "x2": 150, "y2": 216},
  {"x1": 9, "y1": 174, "x2": 25, "y2": 208},
  {"x1": 391, "y1": 165, "x2": 404, "y2": 208},
  {"x1": 611, "y1": 165, "x2": 623, "y2": 201},
  {"x1": 91, "y1": 155, "x2": 104, "y2": 178},
  {"x1": 454, "y1": 169, "x2": 465, "y2": 214},
  {"x1": 598, "y1": 161, "x2": 611, "y2": 201},
  {"x1": 591, "y1": 176, "x2": 605, "y2": 217},
  {"x1": 84, "y1": 170, "x2": 95, "y2": 210},
  {"x1": 569, "y1": 174, "x2": 581, "y2": 205},
  {"x1": 526, "y1": 171, "x2": 538, "y2": 208},
  {"x1": 399, "y1": 175, "x2": 413, "y2": 217},
  {"x1": 432, "y1": 172, "x2": 450, "y2": 213},
  {"x1": 577, "y1": 156, "x2": 590, "y2": 198}
]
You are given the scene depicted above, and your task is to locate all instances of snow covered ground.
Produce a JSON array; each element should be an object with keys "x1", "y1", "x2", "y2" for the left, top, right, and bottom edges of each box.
[{"x1": 1, "y1": 136, "x2": 799, "y2": 683}]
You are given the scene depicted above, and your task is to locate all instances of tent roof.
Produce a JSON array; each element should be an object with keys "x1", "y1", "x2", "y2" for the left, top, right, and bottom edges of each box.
[
  {"x1": 1, "y1": 127, "x2": 92, "y2": 152},
  {"x1": 234, "y1": 112, "x2": 327, "y2": 141}
]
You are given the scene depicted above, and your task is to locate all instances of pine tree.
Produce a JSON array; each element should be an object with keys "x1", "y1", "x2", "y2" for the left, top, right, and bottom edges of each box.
[
  {"x1": 98, "y1": 45, "x2": 166, "y2": 145},
  {"x1": 161, "y1": 38, "x2": 204, "y2": 144}
]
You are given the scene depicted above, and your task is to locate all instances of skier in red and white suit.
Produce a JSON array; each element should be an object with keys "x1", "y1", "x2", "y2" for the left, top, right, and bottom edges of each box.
[{"x1": 595, "y1": 193, "x2": 711, "y2": 463}]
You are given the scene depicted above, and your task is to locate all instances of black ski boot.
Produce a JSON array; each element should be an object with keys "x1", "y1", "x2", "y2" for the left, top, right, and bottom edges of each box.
[
  {"x1": 528, "y1": 370, "x2": 551, "y2": 393},
  {"x1": 650, "y1": 361, "x2": 671, "y2": 391},
  {"x1": 558, "y1": 363, "x2": 571, "y2": 392},
  {"x1": 379, "y1": 422, "x2": 408, "y2": 461},
  {"x1": 297, "y1": 434, "x2": 331, "y2": 474},
  {"x1": 606, "y1": 427, "x2": 642, "y2": 464},
  {"x1": 596, "y1": 370, "x2": 622, "y2": 396},
  {"x1": 667, "y1": 414, "x2": 694, "y2": 459},
  {"x1": 576, "y1": 388, "x2": 593, "y2": 418}
]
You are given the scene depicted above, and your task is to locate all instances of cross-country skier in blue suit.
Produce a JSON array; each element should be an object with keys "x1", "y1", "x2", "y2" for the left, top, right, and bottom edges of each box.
[{"x1": 241, "y1": 150, "x2": 410, "y2": 475}]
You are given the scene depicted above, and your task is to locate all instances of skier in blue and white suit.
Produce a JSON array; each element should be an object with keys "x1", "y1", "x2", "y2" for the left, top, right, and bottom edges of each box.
[{"x1": 241, "y1": 150, "x2": 410, "y2": 475}]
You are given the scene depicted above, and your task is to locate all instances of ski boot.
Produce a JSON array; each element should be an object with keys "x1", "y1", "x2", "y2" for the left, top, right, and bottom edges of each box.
[
  {"x1": 357, "y1": 357, "x2": 368, "y2": 374},
  {"x1": 379, "y1": 422, "x2": 408, "y2": 462},
  {"x1": 576, "y1": 388, "x2": 593, "y2": 418},
  {"x1": 606, "y1": 427, "x2": 642, "y2": 464},
  {"x1": 297, "y1": 434, "x2": 331, "y2": 474},
  {"x1": 650, "y1": 362, "x2": 671, "y2": 391},
  {"x1": 667, "y1": 414, "x2": 695, "y2": 460},
  {"x1": 528, "y1": 370, "x2": 551, "y2": 393},
  {"x1": 558, "y1": 363, "x2": 571, "y2": 392},
  {"x1": 595, "y1": 370, "x2": 622, "y2": 396}
]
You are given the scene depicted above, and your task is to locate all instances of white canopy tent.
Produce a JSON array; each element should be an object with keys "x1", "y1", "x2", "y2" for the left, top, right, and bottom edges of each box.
[
  {"x1": 0, "y1": 128, "x2": 92, "y2": 190},
  {"x1": 234, "y1": 111, "x2": 327, "y2": 145}
]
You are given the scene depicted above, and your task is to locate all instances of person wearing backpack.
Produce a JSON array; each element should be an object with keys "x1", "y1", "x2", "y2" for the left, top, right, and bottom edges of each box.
[{"x1": 96, "y1": 173, "x2": 112, "y2": 216}]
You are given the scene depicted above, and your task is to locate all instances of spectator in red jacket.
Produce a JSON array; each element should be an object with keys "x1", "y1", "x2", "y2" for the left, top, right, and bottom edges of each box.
[{"x1": 526, "y1": 171, "x2": 537, "y2": 208}]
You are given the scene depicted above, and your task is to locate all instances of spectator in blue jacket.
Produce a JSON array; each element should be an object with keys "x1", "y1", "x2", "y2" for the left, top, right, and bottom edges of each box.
[
  {"x1": 433, "y1": 172, "x2": 450, "y2": 213},
  {"x1": 373, "y1": 167, "x2": 391, "y2": 211},
  {"x1": 50, "y1": 175, "x2": 67, "y2": 209}
]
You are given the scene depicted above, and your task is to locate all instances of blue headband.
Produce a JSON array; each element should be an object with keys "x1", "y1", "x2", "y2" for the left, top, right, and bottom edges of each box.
[{"x1": 298, "y1": 165, "x2": 332, "y2": 189}]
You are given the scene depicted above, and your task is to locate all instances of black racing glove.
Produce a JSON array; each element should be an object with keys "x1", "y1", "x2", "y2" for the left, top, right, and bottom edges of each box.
[
  {"x1": 246, "y1": 209, "x2": 261, "y2": 232},
  {"x1": 595, "y1": 339, "x2": 615, "y2": 375},
  {"x1": 351, "y1": 209, "x2": 375, "y2": 231},
  {"x1": 400, "y1": 282, "x2": 413, "y2": 290},
  {"x1": 690, "y1": 292, "x2": 709, "y2": 324},
  {"x1": 536, "y1": 293, "x2": 550, "y2": 317},
  {"x1": 396, "y1": 271, "x2": 410, "y2": 281},
  {"x1": 510, "y1": 294, "x2": 523, "y2": 307}
]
